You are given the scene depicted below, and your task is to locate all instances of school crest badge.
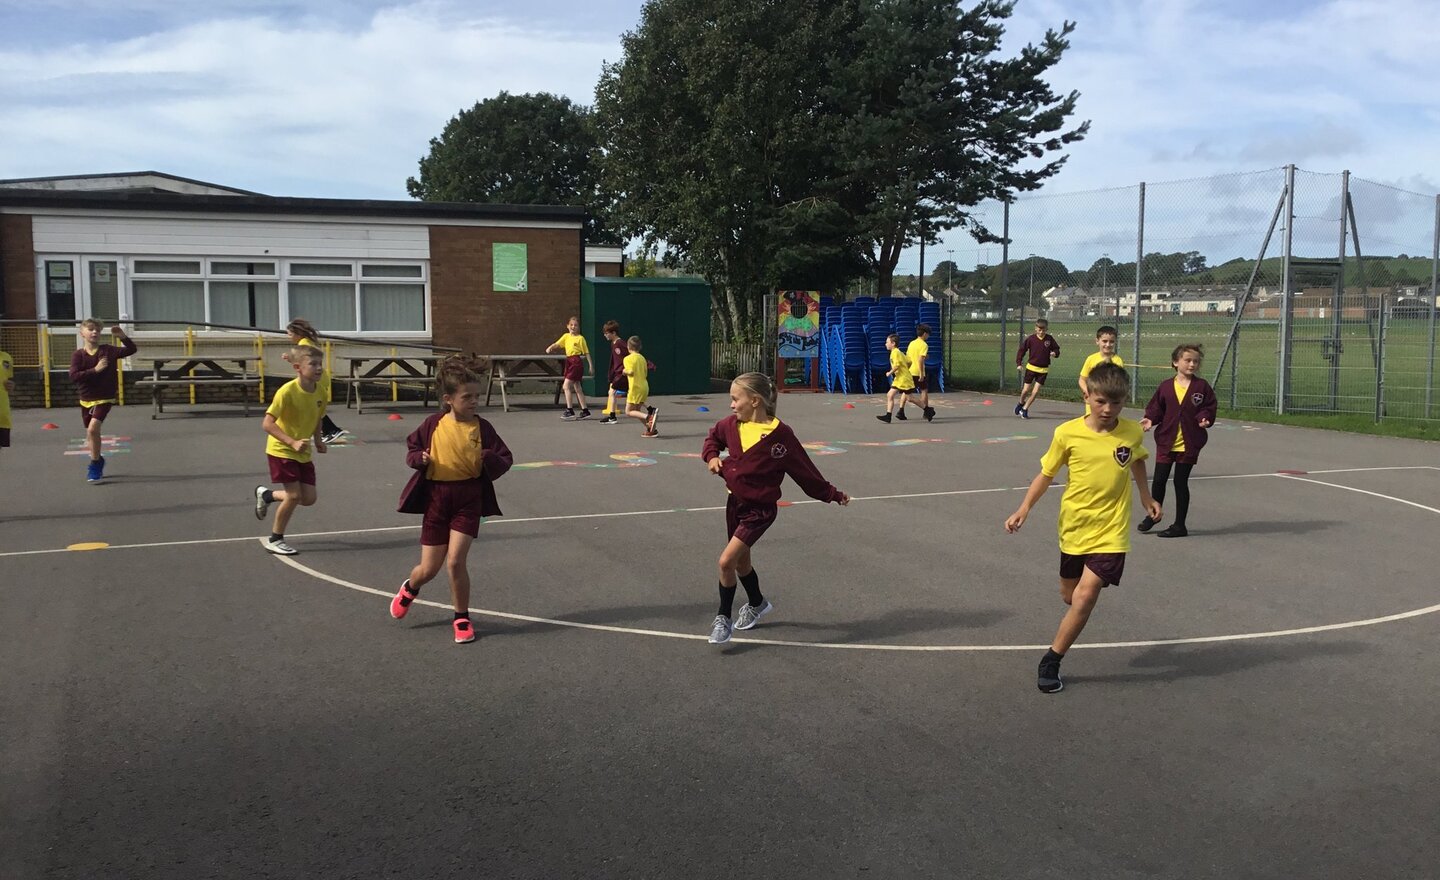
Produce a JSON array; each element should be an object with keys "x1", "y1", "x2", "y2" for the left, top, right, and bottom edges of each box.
[
  {"x1": 770, "y1": 442, "x2": 788, "y2": 459},
  {"x1": 1114, "y1": 446, "x2": 1132, "y2": 467},
  {"x1": 1191, "y1": 392, "x2": 1205, "y2": 406}
]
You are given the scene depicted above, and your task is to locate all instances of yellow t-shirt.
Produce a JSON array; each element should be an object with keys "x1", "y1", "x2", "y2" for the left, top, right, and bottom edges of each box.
[
  {"x1": 427, "y1": 412, "x2": 482, "y2": 481},
  {"x1": 1080, "y1": 351, "x2": 1123, "y2": 378},
  {"x1": 906, "y1": 338, "x2": 928, "y2": 377},
  {"x1": 297, "y1": 337, "x2": 332, "y2": 401},
  {"x1": 0, "y1": 349, "x2": 13, "y2": 429},
  {"x1": 623, "y1": 352, "x2": 649, "y2": 404},
  {"x1": 554, "y1": 333, "x2": 589, "y2": 358},
  {"x1": 1171, "y1": 381, "x2": 1187, "y2": 452},
  {"x1": 1081, "y1": 352, "x2": 1124, "y2": 414},
  {"x1": 1040, "y1": 416, "x2": 1148, "y2": 554},
  {"x1": 739, "y1": 417, "x2": 780, "y2": 452},
  {"x1": 889, "y1": 349, "x2": 915, "y2": 390},
  {"x1": 265, "y1": 378, "x2": 327, "y2": 463}
]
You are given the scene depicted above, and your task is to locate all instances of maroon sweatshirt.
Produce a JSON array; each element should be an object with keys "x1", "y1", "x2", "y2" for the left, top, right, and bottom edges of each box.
[
  {"x1": 1016, "y1": 333, "x2": 1060, "y2": 369},
  {"x1": 69, "y1": 338, "x2": 138, "y2": 402},
  {"x1": 701, "y1": 415, "x2": 841, "y2": 506},
  {"x1": 397, "y1": 412, "x2": 514, "y2": 517},
  {"x1": 1143, "y1": 376, "x2": 1218, "y2": 456},
  {"x1": 607, "y1": 336, "x2": 629, "y2": 384}
]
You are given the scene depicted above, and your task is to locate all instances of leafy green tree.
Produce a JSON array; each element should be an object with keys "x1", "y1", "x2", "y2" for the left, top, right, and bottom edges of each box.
[
  {"x1": 407, "y1": 91, "x2": 613, "y2": 240},
  {"x1": 826, "y1": 0, "x2": 1087, "y2": 295}
]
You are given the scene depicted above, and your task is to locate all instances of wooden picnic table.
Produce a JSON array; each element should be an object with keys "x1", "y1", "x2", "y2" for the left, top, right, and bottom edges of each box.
[
  {"x1": 130, "y1": 356, "x2": 261, "y2": 419},
  {"x1": 340, "y1": 354, "x2": 445, "y2": 414},
  {"x1": 483, "y1": 354, "x2": 568, "y2": 412}
]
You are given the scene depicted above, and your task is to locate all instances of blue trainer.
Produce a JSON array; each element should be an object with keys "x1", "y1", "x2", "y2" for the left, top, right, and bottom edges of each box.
[{"x1": 86, "y1": 459, "x2": 102, "y2": 483}]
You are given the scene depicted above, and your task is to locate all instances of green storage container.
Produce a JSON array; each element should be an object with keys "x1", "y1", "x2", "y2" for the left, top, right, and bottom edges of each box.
[{"x1": 580, "y1": 277, "x2": 712, "y2": 398}]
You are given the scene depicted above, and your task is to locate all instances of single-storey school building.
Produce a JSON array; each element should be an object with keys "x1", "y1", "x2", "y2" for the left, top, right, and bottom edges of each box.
[{"x1": 0, "y1": 172, "x2": 622, "y2": 355}]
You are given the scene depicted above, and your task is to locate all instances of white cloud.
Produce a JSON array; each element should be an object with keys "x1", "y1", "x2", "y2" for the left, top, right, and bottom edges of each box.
[{"x1": 0, "y1": 2, "x2": 619, "y2": 197}]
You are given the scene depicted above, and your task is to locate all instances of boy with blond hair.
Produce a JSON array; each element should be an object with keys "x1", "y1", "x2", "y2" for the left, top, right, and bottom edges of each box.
[
  {"x1": 253, "y1": 346, "x2": 328, "y2": 555},
  {"x1": 68, "y1": 319, "x2": 137, "y2": 483},
  {"x1": 1005, "y1": 363, "x2": 1161, "y2": 693}
]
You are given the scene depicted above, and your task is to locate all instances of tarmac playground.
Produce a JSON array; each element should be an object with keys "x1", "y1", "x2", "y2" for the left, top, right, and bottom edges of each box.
[{"x1": 2, "y1": 388, "x2": 1437, "y2": 879}]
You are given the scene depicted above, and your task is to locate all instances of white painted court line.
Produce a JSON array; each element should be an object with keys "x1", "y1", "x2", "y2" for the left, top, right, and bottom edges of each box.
[
  {"x1": 268, "y1": 467, "x2": 1440, "y2": 653},
  {"x1": 1, "y1": 464, "x2": 1435, "y2": 560}
]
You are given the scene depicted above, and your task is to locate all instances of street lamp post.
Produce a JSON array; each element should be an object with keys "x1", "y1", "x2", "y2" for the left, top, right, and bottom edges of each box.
[{"x1": 946, "y1": 249, "x2": 953, "y2": 293}]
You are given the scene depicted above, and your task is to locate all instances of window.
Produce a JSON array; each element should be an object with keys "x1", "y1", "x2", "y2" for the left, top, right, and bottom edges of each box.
[{"x1": 285, "y1": 261, "x2": 427, "y2": 333}]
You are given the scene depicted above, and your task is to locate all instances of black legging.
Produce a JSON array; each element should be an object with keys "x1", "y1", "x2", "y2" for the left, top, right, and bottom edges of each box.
[{"x1": 1150, "y1": 461, "x2": 1194, "y2": 527}]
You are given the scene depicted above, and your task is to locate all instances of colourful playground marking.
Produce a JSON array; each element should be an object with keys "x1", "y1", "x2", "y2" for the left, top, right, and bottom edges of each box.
[
  {"x1": 66, "y1": 542, "x2": 110, "y2": 551},
  {"x1": 64, "y1": 436, "x2": 133, "y2": 456}
]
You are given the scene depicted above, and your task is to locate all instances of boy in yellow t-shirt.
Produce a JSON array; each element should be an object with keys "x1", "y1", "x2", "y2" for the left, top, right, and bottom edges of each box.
[
  {"x1": 253, "y1": 347, "x2": 328, "y2": 555},
  {"x1": 544, "y1": 315, "x2": 593, "y2": 420},
  {"x1": 622, "y1": 336, "x2": 659, "y2": 436},
  {"x1": 1005, "y1": 362, "x2": 1161, "y2": 694},
  {"x1": 0, "y1": 348, "x2": 14, "y2": 453},
  {"x1": 1079, "y1": 325, "x2": 1124, "y2": 415},
  {"x1": 905, "y1": 323, "x2": 937, "y2": 422},
  {"x1": 876, "y1": 334, "x2": 918, "y2": 423}
]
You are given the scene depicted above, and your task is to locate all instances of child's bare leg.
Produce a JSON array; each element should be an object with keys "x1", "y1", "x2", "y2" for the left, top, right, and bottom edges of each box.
[
  {"x1": 445, "y1": 531, "x2": 475, "y2": 612},
  {"x1": 574, "y1": 382, "x2": 588, "y2": 410},
  {"x1": 271, "y1": 482, "x2": 315, "y2": 533},
  {"x1": 885, "y1": 389, "x2": 897, "y2": 414},
  {"x1": 86, "y1": 418, "x2": 103, "y2": 460},
  {"x1": 408, "y1": 543, "x2": 447, "y2": 590},
  {"x1": 1052, "y1": 569, "x2": 1105, "y2": 653},
  {"x1": 717, "y1": 536, "x2": 751, "y2": 587},
  {"x1": 626, "y1": 403, "x2": 647, "y2": 423}
]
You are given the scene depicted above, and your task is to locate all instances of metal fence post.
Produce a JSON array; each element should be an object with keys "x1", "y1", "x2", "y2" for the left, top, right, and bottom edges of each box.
[
  {"x1": 1376, "y1": 296, "x2": 1387, "y2": 422},
  {"x1": 1132, "y1": 182, "x2": 1145, "y2": 401},
  {"x1": 1427, "y1": 194, "x2": 1439, "y2": 419},
  {"x1": 998, "y1": 200, "x2": 1010, "y2": 390},
  {"x1": 1330, "y1": 170, "x2": 1349, "y2": 411},
  {"x1": 1278, "y1": 164, "x2": 1296, "y2": 415}
]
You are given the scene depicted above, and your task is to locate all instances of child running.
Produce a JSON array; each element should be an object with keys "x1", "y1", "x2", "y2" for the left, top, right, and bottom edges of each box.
[
  {"x1": 877, "y1": 333, "x2": 919, "y2": 423},
  {"x1": 1079, "y1": 325, "x2": 1124, "y2": 415},
  {"x1": 905, "y1": 323, "x2": 937, "y2": 422},
  {"x1": 0, "y1": 346, "x2": 13, "y2": 458},
  {"x1": 253, "y1": 346, "x2": 327, "y2": 555},
  {"x1": 1138, "y1": 344, "x2": 1217, "y2": 538},
  {"x1": 545, "y1": 315, "x2": 593, "y2": 420},
  {"x1": 284, "y1": 319, "x2": 347, "y2": 443},
  {"x1": 1014, "y1": 318, "x2": 1060, "y2": 419},
  {"x1": 599, "y1": 320, "x2": 628, "y2": 425},
  {"x1": 622, "y1": 336, "x2": 659, "y2": 436},
  {"x1": 391, "y1": 356, "x2": 513, "y2": 644},
  {"x1": 701, "y1": 372, "x2": 849, "y2": 644},
  {"x1": 68, "y1": 319, "x2": 137, "y2": 483},
  {"x1": 1004, "y1": 363, "x2": 1161, "y2": 693}
]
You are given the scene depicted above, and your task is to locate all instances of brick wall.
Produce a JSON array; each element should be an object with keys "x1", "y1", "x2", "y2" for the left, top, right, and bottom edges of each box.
[
  {"x1": 1, "y1": 214, "x2": 37, "y2": 319},
  {"x1": 429, "y1": 226, "x2": 581, "y2": 354}
]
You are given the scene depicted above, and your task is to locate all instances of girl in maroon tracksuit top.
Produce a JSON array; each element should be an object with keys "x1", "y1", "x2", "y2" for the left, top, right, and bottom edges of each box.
[
  {"x1": 391, "y1": 356, "x2": 513, "y2": 644},
  {"x1": 1138, "y1": 343, "x2": 1218, "y2": 538},
  {"x1": 699, "y1": 372, "x2": 849, "y2": 645}
]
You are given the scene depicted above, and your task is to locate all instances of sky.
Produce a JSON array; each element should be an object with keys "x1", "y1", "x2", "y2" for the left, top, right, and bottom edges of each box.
[{"x1": 2, "y1": 0, "x2": 1437, "y2": 274}]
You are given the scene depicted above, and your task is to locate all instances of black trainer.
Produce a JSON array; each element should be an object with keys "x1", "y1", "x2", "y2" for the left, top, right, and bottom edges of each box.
[
  {"x1": 1037, "y1": 654, "x2": 1064, "y2": 693},
  {"x1": 896, "y1": 409, "x2": 908, "y2": 420},
  {"x1": 1137, "y1": 515, "x2": 1156, "y2": 533},
  {"x1": 1156, "y1": 524, "x2": 1188, "y2": 538},
  {"x1": 923, "y1": 406, "x2": 936, "y2": 422},
  {"x1": 876, "y1": 412, "x2": 892, "y2": 423}
]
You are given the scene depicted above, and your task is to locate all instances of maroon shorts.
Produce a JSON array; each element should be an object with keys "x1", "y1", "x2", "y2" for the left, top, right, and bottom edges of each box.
[
  {"x1": 421, "y1": 479, "x2": 486, "y2": 545},
  {"x1": 80, "y1": 403, "x2": 113, "y2": 428},
  {"x1": 609, "y1": 376, "x2": 629, "y2": 394},
  {"x1": 1022, "y1": 369, "x2": 1048, "y2": 386},
  {"x1": 911, "y1": 376, "x2": 929, "y2": 393},
  {"x1": 726, "y1": 496, "x2": 778, "y2": 547},
  {"x1": 1060, "y1": 552, "x2": 1126, "y2": 587},
  {"x1": 564, "y1": 355, "x2": 584, "y2": 382},
  {"x1": 267, "y1": 455, "x2": 317, "y2": 486},
  {"x1": 0, "y1": 427, "x2": 9, "y2": 448},
  {"x1": 1155, "y1": 447, "x2": 1201, "y2": 465}
]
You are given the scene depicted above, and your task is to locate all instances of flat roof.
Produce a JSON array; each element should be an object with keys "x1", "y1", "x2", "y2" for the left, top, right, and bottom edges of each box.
[
  {"x1": 0, "y1": 188, "x2": 588, "y2": 223},
  {"x1": 0, "y1": 170, "x2": 264, "y2": 195}
]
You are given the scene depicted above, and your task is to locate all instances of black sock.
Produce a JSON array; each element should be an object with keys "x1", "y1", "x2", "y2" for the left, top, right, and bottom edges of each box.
[
  {"x1": 738, "y1": 570, "x2": 763, "y2": 608},
  {"x1": 1043, "y1": 648, "x2": 1064, "y2": 663},
  {"x1": 262, "y1": 489, "x2": 276, "y2": 504},
  {"x1": 453, "y1": 612, "x2": 470, "y2": 621},
  {"x1": 269, "y1": 533, "x2": 283, "y2": 542},
  {"x1": 718, "y1": 583, "x2": 737, "y2": 618}
]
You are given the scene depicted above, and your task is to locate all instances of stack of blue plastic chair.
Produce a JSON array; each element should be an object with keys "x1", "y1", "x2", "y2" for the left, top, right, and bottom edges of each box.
[
  {"x1": 918, "y1": 301, "x2": 944, "y2": 389},
  {"x1": 839, "y1": 304, "x2": 870, "y2": 393}
]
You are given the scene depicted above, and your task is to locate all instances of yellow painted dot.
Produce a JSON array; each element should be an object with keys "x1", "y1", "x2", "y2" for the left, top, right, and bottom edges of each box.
[{"x1": 67, "y1": 542, "x2": 110, "y2": 551}]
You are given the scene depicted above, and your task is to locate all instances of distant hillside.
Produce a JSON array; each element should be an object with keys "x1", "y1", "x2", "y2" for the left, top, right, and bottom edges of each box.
[{"x1": 1206, "y1": 255, "x2": 1432, "y2": 287}]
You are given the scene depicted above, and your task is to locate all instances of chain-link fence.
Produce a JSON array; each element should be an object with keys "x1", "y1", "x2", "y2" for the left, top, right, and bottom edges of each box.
[{"x1": 931, "y1": 165, "x2": 1440, "y2": 422}]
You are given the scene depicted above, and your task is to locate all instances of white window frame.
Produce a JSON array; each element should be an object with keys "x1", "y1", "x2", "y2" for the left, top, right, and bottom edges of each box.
[{"x1": 283, "y1": 259, "x2": 430, "y2": 337}]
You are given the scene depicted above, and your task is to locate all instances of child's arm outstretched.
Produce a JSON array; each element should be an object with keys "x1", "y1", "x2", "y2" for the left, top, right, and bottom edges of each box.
[
  {"x1": 1005, "y1": 472, "x2": 1054, "y2": 532},
  {"x1": 112, "y1": 325, "x2": 137, "y2": 358},
  {"x1": 1139, "y1": 384, "x2": 1166, "y2": 431},
  {"x1": 1130, "y1": 458, "x2": 1162, "y2": 522},
  {"x1": 782, "y1": 444, "x2": 849, "y2": 505}
]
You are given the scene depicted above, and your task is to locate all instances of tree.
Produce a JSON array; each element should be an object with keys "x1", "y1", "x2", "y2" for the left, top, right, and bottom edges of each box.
[
  {"x1": 406, "y1": 92, "x2": 614, "y2": 240},
  {"x1": 825, "y1": 0, "x2": 1087, "y2": 295},
  {"x1": 596, "y1": 0, "x2": 863, "y2": 340}
]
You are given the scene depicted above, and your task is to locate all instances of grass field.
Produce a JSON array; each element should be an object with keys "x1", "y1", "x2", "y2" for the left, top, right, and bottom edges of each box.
[{"x1": 943, "y1": 317, "x2": 1440, "y2": 430}]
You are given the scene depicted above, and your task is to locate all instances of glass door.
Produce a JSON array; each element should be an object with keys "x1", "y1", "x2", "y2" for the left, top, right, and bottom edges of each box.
[
  {"x1": 82, "y1": 258, "x2": 121, "y2": 322},
  {"x1": 43, "y1": 257, "x2": 78, "y2": 322}
]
